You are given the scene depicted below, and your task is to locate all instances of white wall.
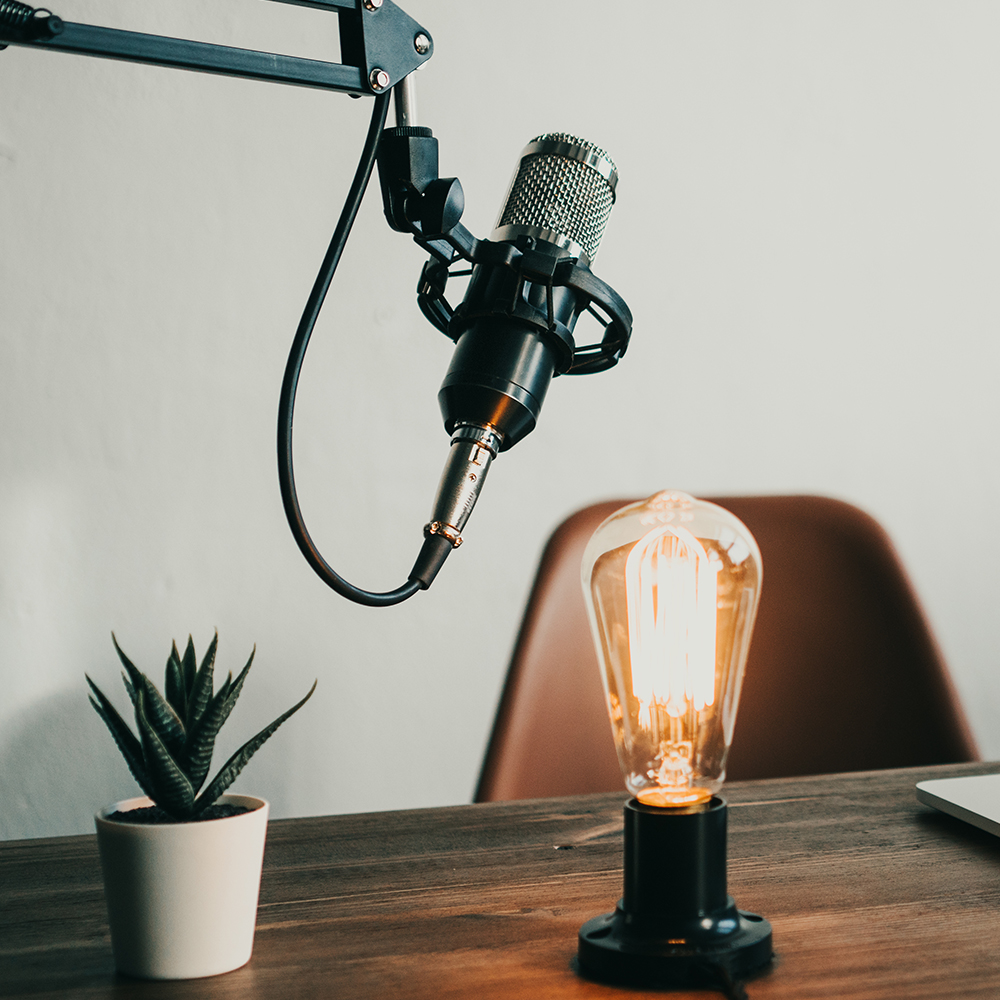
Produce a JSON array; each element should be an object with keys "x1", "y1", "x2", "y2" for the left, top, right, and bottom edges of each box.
[{"x1": 2, "y1": 1, "x2": 998, "y2": 839}]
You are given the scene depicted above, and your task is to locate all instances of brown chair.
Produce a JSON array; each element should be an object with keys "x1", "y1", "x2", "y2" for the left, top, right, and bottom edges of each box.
[{"x1": 475, "y1": 495, "x2": 978, "y2": 802}]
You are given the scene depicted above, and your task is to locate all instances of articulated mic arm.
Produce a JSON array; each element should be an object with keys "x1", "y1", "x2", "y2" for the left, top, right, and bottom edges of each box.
[
  {"x1": 0, "y1": 0, "x2": 432, "y2": 95},
  {"x1": 2, "y1": 0, "x2": 444, "y2": 607},
  {"x1": 2, "y1": 0, "x2": 634, "y2": 608}
]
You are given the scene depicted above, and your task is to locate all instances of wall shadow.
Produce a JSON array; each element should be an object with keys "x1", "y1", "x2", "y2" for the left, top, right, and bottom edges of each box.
[{"x1": 0, "y1": 688, "x2": 140, "y2": 840}]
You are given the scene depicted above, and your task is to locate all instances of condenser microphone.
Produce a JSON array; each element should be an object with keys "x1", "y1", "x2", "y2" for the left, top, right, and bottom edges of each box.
[
  {"x1": 441, "y1": 133, "x2": 619, "y2": 446},
  {"x1": 412, "y1": 134, "x2": 624, "y2": 588}
]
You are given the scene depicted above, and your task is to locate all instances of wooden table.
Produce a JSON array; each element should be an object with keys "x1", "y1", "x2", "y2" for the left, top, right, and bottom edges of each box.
[{"x1": 3, "y1": 761, "x2": 1000, "y2": 998}]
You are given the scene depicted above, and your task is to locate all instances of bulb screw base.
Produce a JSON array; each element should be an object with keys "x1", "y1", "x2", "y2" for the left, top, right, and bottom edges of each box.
[{"x1": 577, "y1": 797, "x2": 772, "y2": 989}]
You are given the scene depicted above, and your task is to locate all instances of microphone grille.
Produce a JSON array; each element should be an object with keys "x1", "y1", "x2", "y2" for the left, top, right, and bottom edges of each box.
[{"x1": 493, "y1": 133, "x2": 618, "y2": 262}]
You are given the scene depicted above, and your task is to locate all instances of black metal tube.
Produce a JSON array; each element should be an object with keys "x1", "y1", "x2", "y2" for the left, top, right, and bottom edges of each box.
[{"x1": 12, "y1": 21, "x2": 366, "y2": 92}]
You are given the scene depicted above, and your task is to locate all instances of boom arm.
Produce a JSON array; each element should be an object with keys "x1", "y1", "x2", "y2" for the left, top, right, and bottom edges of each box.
[{"x1": 0, "y1": 0, "x2": 432, "y2": 95}]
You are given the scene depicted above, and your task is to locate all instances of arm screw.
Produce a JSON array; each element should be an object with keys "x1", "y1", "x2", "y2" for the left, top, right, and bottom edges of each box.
[{"x1": 369, "y1": 67, "x2": 390, "y2": 91}]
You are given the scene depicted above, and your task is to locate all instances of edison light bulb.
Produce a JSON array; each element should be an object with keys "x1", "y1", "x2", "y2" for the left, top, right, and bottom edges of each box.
[
  {"x1": 578, "y1": 491, "x2": 772, "y2": 988},
  {"x1": 581, "y1": 491, "x2": 762, "y2": 807}
]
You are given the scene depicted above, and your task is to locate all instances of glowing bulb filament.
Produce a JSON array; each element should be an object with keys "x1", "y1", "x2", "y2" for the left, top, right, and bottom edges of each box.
[{"x1": 624, "y1": 524, "x2": 720, "y2": 804}]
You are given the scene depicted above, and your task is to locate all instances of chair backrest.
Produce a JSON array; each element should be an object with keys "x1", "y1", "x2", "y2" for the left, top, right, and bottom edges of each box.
[{"x1": 475, "y1": 495, "x2": 978, "y2": 802}]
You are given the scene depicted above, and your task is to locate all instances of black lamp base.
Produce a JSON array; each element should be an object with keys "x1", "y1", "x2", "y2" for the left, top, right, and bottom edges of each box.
[
  {"x1": 579, "y1": 903, "x2": 772, "y2": 988},
  {"x1": 577, "y1": 797, "x2": 773, "y2": 989}
]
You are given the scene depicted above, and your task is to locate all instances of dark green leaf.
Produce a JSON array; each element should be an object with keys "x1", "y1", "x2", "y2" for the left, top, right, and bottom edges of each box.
[
  {"x1": 110, "y1": 640, "x2": 187, "y2": 759},
  {"x1": 180, "y1": 647, "x2": 253, "y2": 792},
  {"x1": 224, "y1": 648, "x2": 256, "y2": 710},
  {"x1": 180, "y1": 635, "x2": 197, "y2": 700},
  {"x1": 165, "y1": 643, "x2": 186, "y2": 720},
  {"x1": 138, "y1": 676, "x2": 186, "y2": 758},
  {"x1": 112, "y1": 633, "x2": 145, "y2": 697},
  {"x1": 193, "y1": 681, "x2": 316, "y2": 813},
  {"x1": 185, "y1": 632, "x2": 217, "y2": 733},
  {"x1": 86, "y1": 675, "x2": 152, "y2": 798},
  {"x1": 135, "y1": 687, "x2": 195, "y2": 819},
  {"x1": 113, "y1": 634, "x2": 187, "y2": 757},
  {"x1": 121, "y1": 672, "x2": 137, "y2": 708}
]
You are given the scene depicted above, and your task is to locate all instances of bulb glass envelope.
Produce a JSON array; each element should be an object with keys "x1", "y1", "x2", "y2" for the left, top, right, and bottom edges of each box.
[{"x1": 581, "y1": 491, "x2": 762, "y2": 807}]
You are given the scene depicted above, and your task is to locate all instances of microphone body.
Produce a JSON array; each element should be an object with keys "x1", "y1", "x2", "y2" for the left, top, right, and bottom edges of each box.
[
  {"x1": 439, "y1": 133, "x2": 619, "y2": 450},
  {"x1": 411, "y1": 135, "x2": 621, "y2": 586}
]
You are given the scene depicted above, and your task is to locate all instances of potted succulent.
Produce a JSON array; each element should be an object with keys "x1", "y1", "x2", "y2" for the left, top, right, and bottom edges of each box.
[{"x1": 87, "y1": 632, "x2": 315, "y2": 980}]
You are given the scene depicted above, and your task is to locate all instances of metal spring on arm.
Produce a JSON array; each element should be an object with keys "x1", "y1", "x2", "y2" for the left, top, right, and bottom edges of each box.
[
  {"x1": 0, "y1": 3, "x2": 61, "y2": 49},
  {"x1": 0, "y1": 1, "x2": 36, "y2": 25}
]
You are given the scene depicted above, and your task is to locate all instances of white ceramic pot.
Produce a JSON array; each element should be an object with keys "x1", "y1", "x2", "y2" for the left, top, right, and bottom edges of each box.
[{"x1": 95, "y1": 794, "x2": 269, "y2": 979}]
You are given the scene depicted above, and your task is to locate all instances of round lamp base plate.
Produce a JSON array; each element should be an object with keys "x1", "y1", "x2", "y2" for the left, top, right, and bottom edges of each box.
[{"x1": 578, "y1": 908, "x2": 773, "y2": 990}]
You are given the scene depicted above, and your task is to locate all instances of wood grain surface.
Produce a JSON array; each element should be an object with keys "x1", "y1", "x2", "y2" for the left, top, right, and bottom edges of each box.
[{"x1": 3, "y1": 761, "x2": 1000, "y2": 999}]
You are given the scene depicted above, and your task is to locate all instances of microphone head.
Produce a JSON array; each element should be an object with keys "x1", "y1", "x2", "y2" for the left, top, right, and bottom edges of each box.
[{"x1": 492, "y1": 133, "x2": 618, "y2": 263}]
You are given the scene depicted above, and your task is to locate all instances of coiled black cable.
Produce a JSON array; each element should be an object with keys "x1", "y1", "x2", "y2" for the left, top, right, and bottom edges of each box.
[{"x1": 277, "y1": 90, "x2": 423, "y2": 608}]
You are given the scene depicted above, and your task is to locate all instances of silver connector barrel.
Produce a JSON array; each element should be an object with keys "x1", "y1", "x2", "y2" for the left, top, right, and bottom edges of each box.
[{"x1": 424, "y1": 423, "x2": 503, "y2": 548}]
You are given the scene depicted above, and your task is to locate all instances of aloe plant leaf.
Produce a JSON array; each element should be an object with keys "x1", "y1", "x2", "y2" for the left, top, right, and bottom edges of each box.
[
  {"x1": 139, "y1": 677, "x2": 186, "y2": 757},
  {"x1": 113, "y1": 635, "x2": 184, "y2": 756},
  {"x1": 185, "y1": 632, "x2": 217, "y2": 733},
  {"x1": 180, "y1": 635, "x2": 198, "y2": 700},
  {"x1": 135, "y1": 688, "x2": 196, "y2": 819},
  {"x1": 121, "y1": 672, "x2": 137, "y2": 708},
  {"x1": 165, "y1": 643, "x2": 186, "y2": 721},
  {"x1": 86, "y1": 675, "x2": 153, "y2": 798},
  {"x1": 87, "y1": 674, "x2": 143, "y2": 762},
  {"x1": 180, "y1": 687, "x2": 230, "y2": 791},
  {"x1": 112, "y1": 633, "x2": 146, "y2": 696},
  {"x1": 219, "y1": 648, "x2": 256, "y2": 713},
  {"x1": 180, "y1": 649, "x2": 253, "y2": 792},
  {"x1": 193, "y1": 680, "x2": 316, "y2": 813},
  {"x1": 186, "y1": 647, "x2": 254, "y2": 759},
  {"x1": 111, "y1": 636, "x2": 189, "y2": 759},
  {"x1": 230, "y1": 648, "x2": 255, "y2": 697}
]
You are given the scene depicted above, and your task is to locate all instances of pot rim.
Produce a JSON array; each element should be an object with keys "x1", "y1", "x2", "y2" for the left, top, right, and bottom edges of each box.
[{"x1": 96, "y1": 794, "x2": 268, "y2": 827}]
